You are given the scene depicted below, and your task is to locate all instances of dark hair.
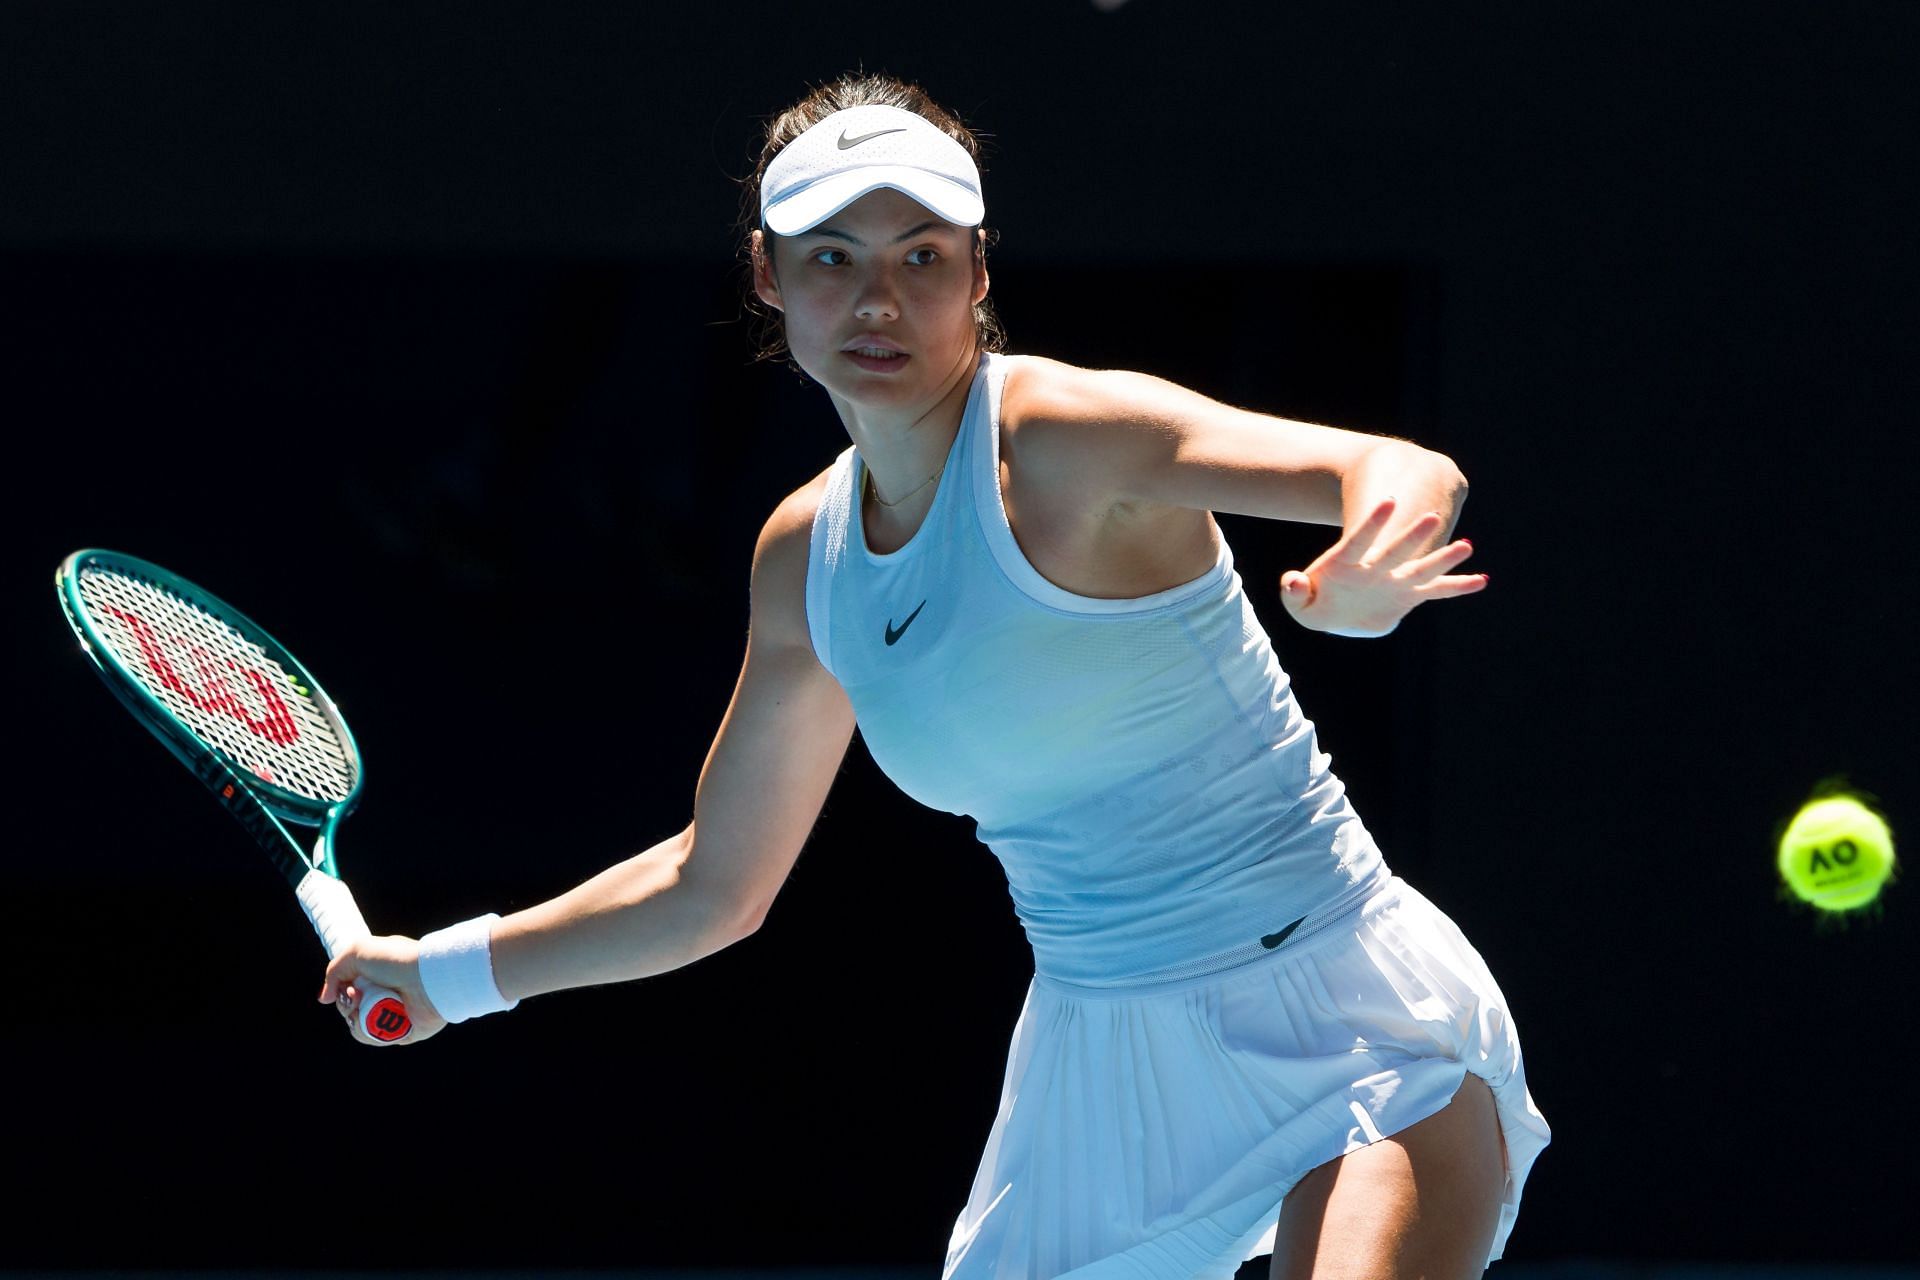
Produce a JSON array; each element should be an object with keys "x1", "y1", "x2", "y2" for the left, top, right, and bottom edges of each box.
[{"x1": 735, "y1": 71, "x2": 1006, "y2": 373}]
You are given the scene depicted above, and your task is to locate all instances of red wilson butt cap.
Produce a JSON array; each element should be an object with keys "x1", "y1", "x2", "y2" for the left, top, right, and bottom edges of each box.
[{"x1": 364, "y1": 997, "x2": 411, "y2": 1042}]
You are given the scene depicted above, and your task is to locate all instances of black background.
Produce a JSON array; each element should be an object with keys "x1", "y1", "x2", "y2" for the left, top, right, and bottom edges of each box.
[{"x1": 4, "y1": 1, "x2": 1916, "y2": 1272}]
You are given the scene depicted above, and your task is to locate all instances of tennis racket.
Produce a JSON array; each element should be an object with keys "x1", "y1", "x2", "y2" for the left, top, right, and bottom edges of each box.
[{"x1": 55, "y1": 548, "x2": 412, "y2": 1044}]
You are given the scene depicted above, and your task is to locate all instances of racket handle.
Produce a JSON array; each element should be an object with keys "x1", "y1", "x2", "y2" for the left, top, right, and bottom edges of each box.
[{"x1": 296, "y1": 868, "x2": 414, "y2": 1044}]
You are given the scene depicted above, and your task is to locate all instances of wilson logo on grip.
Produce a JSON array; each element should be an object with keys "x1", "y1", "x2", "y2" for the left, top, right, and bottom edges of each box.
[
  {"x1": 105, "y1": 605, "x2": 300, "y2": 745},
  {"x1": 366, "y1": 999, "x2": 412, "y2": 1042}
]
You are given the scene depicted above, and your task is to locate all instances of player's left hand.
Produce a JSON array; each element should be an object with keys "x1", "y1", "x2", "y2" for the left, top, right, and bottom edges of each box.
[{"x1": 1279, "y1": 497, "x2": 1487, "y2": 638}]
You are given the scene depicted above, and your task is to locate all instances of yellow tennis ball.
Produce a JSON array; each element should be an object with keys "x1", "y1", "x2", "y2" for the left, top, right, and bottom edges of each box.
[{"x1": 1777, "y1": 796, "x2": 1896, "y2": 912}]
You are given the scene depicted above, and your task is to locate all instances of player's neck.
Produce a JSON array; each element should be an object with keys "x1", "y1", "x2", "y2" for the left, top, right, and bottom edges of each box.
[{"x1": 832, "y1": 346, "x2": 980, "y2": 505}]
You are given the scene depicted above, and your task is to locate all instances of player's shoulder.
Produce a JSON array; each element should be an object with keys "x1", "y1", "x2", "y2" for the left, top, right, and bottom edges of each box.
[
  {"x1": 748, "y1": 462, "x2": 837, "y2": 643},
  {"x1": 998, "y1": 352, "x2": 1148, "y2": 454},
  {"x1": 999, "y1": 352, "x2": 1105, "y2": 431},
  {"x1": 754, "y1": 462, "x2": 835, "y2": 568},
  {"x1": 998, "y1": 352, "x2": 1157, "y2": 497}
]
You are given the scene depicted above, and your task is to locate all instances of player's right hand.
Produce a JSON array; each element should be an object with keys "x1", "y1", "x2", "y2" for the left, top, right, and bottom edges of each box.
[{"x1": 319, "y1": 935, "x2": 448, "y2": 1046}]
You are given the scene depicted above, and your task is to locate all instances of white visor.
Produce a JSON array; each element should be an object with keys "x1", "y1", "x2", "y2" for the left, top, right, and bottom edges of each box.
[{"x1": 760, "y1": 104, "x2": 984, "y2": 236}]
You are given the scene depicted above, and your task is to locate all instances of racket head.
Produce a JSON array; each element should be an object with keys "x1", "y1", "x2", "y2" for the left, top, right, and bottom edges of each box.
[{"x1": 56, "y1": 549, "x2": 364, "y2": 839}]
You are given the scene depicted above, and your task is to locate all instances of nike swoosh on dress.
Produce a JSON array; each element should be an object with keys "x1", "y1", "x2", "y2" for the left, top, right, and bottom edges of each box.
[
  {"x1": 885, "y1": 600, "x2": 927, "y2": 646},
  {"x1": 1260, "y1": 916, "x2": 1308, "y2": 949}
]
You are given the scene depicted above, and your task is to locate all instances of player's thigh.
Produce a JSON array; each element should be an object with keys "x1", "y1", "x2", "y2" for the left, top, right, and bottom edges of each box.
[{"x1": 1268, "y1": 1072, "x2": 1507, "y2": 1280}]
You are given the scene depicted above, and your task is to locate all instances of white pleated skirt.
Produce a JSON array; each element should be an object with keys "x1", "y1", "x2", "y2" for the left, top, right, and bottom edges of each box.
[{"x1": 940, "y1": 875, "x2": 1550, "y2": 1279}]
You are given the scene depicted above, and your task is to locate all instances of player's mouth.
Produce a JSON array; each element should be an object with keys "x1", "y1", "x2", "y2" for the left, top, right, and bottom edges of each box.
[{"x1": 843, "y1": 340, "x2": 909, "y2": 372}]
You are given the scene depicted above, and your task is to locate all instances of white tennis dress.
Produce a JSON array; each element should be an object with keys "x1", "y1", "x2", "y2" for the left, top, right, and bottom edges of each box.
[{"x1": 805, "y1": 352, "x2": 1550, "y2": 1278}]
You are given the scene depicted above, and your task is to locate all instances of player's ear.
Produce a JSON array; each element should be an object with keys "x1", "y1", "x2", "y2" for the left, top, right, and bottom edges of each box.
[
  {"x1": 751, "y1": 230, "x2": 784, "y2": 311},
  {"x1": 971, "y1": 228, "x2": 990, "y2": 306}
]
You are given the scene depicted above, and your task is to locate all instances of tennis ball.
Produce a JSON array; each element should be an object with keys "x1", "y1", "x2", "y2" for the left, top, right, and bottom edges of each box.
[{"x1": 1777, "y1": 796, "x2": 1896, "y2": 912}]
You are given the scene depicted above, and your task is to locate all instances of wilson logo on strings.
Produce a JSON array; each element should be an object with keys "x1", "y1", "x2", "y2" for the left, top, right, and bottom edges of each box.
[{"x1": 105, "y1": 605, "x2": 301, "y2": 745}]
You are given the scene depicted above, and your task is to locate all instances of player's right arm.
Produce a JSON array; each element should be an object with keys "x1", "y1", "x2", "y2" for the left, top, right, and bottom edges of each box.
[
  {"x1": 485, "y1": 472, "x2": 854, "y2": 999},
  {"x1": 323, "y1": 473, "x2": 853, "y2": 1034}
]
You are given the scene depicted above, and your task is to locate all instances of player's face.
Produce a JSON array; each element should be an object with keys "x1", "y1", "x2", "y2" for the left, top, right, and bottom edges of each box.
[{"x1": 753, "y1": 187, "x2": 988, "y2": 406}]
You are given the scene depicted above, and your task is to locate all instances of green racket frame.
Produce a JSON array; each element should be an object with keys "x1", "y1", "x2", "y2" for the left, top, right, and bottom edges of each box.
[{"x1": 55, "y1": 548, "x2": 411, "y2": 1043}]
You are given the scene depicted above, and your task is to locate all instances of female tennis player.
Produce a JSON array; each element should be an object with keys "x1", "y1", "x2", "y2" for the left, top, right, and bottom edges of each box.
[{"x1": 321, "y1": 73, "x2": 1550, "y2": 1279}]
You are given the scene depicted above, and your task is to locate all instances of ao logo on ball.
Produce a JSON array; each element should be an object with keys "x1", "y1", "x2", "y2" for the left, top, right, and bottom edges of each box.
[{"x1": 1776, "y1": 796, "x2": 1896, "y2": 913}]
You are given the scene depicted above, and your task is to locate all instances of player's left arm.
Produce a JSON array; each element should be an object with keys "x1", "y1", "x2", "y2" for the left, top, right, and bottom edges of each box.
[{"x1": 1009, "y1": 357, "x2": 1483, "y2": 637}]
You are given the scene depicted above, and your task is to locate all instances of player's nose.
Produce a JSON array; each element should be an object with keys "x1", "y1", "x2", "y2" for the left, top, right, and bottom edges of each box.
[{"x1": 853, "y1": 269, "x2": 902, "y2": 320}]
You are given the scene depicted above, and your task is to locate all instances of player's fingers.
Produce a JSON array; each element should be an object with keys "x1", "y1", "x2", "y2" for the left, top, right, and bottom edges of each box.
[
  {"x1": 320, "y1": 946, "x2": 368, "y2": 1005},
  {"x1": 1329, "y1": 497, "x2": 1397, "y2": 562},
  {"x1": 340, "y1": 1001, "x2": 374, "y2": 1045},
  {"x1": 335, "y1": 985, "x2": 385, "y2": 1045},
  {"x1": 1413, "y1": 571, "x2": 1491, "y2": 598},
  {"x1": 1396, "y1": 537, "x2": 1475, "y2": 580},
  {"x1": 320, "y1": 948, "x2": 376, "y2": 1005},
  {"x1": 1374, "y1": 510, "x2": 1448, "y2": 564}
]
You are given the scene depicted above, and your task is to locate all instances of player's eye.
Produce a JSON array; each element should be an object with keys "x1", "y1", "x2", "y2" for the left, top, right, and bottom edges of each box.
[
  {"x1": 907, "y1": 247, "x2": 939, "y2": 266},
  {"x1": 810, "y1": 248, "x2": 849, "y2": 266}
]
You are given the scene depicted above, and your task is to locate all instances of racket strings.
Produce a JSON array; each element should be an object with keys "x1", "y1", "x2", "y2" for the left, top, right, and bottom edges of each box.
[{"x1": 76, "y1": 567, "x2": 356, "y2": 805}]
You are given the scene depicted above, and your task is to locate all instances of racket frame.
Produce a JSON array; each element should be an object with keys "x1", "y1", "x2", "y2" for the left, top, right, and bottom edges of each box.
[{"x1": 55, "y1": 548, "x2": 409, "y2": 1042}]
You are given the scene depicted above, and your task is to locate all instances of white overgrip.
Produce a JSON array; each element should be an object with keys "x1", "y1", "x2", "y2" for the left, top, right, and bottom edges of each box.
[{"x1": 296, "y1": 867, "x2": 413, "y2": 1044}]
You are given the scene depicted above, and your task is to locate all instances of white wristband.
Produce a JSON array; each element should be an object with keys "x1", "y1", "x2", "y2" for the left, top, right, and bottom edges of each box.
[{"x1": 417, "y1": 913, "x2": 519, "y2": 1023}]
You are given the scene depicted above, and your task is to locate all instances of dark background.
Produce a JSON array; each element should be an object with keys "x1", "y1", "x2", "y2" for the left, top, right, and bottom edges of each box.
[{"x1": 5, "y1": 1, "x2": 1916, "y2": 1272}]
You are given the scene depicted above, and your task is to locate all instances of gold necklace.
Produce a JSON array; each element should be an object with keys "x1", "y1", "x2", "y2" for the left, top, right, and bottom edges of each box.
[{"x1": 865, "y1": 459, "x2": 942, "y2": 509}]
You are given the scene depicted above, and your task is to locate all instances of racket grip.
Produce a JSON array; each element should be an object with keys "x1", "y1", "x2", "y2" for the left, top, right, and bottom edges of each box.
[{"x1": 296, "y1": 868, "x2": 414, "y2": 1044}]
